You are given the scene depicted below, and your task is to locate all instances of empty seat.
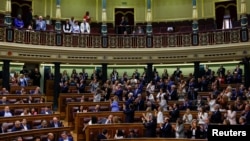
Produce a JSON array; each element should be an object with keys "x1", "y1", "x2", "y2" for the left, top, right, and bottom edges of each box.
[
  {"x1": 88, "y1": 106, "x2": 95, "y2": 111},
  {"x1": 14, "y1": 108, "x2": 24, "y2": 115},
  {"x1": 100, "y1": 106, "x2": 109, "y2": 111},
  {"x1": 32, "y1": 120, "x2": 42, "y2": 127}
]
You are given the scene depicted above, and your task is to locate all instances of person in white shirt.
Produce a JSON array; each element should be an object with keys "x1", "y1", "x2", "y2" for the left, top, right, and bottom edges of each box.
[
  {"x1": 182, "y1": 108, "x2": 193, "y2": 123},
  {"x1": 154, "y1": 106, "x2": 164, "y2": 124},
  {"x1": 114, "y1": 129, "x2": 124, "y2": 139},
  {"x1": 197, "y1": 107, "x2": 208, "y2": 124},
  {"x1": 21, "y1": 119, "x2": 30, "y2": 131},
  {"x1": 225, "y1": 104, "x2": 237, "y2": 125},
  {"x1": 93, "y1": 89, "x2": 101, "y2": 102},
  {"x1": 156, "y1": 88, "x2": 168, "y2": 111},
  {"x1": 72, "y1": 21, "x2": 80, "y2": 33},
  {"x1": 80, "y1": 18, "x2": 90, "y2": 34},
  {"x1": 1, "y1": 106, "x2": 13, "y2": 117}
]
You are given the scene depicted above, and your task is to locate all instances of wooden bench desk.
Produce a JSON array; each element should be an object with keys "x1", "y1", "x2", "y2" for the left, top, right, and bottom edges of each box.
[
  {"x1": 10, "y1": 86, "x2": 38, "y2": 94},
  {"x1": 0, "y1": 127, "x2": 71, "y2": 141},
  {"x1": 0, "y1": 94, "x2": 45, "y2": 103},
  {"x1": 0, "y1": 114, "x2": 60, "y2": 129},
  {"x1": 83, "y1": 123, "x2": 193, "y2": 141},
  {"x1": 0, "y1": 102, "x2": 53, "y2": 115},
  {"x1": 58, "y1": 93, "x2": 95, "y2": 118}
]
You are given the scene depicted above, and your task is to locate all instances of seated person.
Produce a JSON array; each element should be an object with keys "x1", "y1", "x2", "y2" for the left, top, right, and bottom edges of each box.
[
  {"x1": 36, "y1": 16, "x2": 46, "y2": 31},
  {"x1": 11, "y1": 120, "x2": 23, "y2": 132},
  {"x1": 16, "y1": 87, "x2": 26, "y2": 95},
  {"x1": 42, "y1": 133, "x2": 54, "y2": 141},
  {"x1": 21, "y1": 119, "x2": 31, "y2": 130},
  {"x1": 40, "y1": 107, "x2": 53, "y2": 115},
  {"x1": 114, "y1": 129, "x2": 124, "y2": 139},
  {"x1": 15, "y1": 98, "x2": 25, "y2": 104},
  {"x1": 37, "y1": 120, "x2": 49, "y2": 129},
  {"x1": 127, "y1": 129, "x2": 138, "y2": 138},
  {"x1": 20, "y1": 108, "x2": 31, "y2": 116},
  {"x1": 50, "y1": 117, "x2": 63, "y2": 127},
  {"x1": 0, "y1": 122, "x2": 8, "y2": 133},
  {"x1": 58, "y1": 131, "x2": 73, "y2": 141},
  {"x1": 0, "y1": 88, "x2": 9, "y2": 94},
  {"x1": 0, "y1": 96, "x2": 9, "y2": 105},
  {"x1": 97, "y1": 129, "x2": 110, "y2": 141},
  {"x1": 0, "y1": 106, "x2": 13, "y2": 117},
  {"x1": 14, "y1": 15, "x2": 24, "y2": 29},
  {"x1": 30, "y1": 86, "x2": 41, "y2": 94}
]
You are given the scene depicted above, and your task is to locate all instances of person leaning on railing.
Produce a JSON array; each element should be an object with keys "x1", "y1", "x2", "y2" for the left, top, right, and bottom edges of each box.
[{"x1": 14, "y1": 15, "x2": 24, "y2": 29}]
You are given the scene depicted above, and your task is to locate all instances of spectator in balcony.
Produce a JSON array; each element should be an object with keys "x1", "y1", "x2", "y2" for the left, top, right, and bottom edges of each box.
[
  {"x1": 119, "y1": 16, "x2": 128, "y2": 34},
  {"x1": 80, "y1": 18, "x2": 90, "y2": 34},
  {"x1": 83, "y1": 11, "x2": 91, "y2": 23},
  {"x1": 14, "y1": 14, "x2": 24, "y2": 29},
  {"x1": 45, "y1": 15, "x2": 52, "y2": 25},
  {"x1": 25, "y1": 8, "x2": 33, "y2": 28},
  {"x1": 222, "y1": 9, "x2": 232, "y2": 30},
  {"x1": 136, "y1": 26, "x2": 144, "y2": 34},
  {"x1": 0, "y1": 106, "x2": 13, "y2": 117},
  {"x1": 36, "y1": 16, "x2": 46, "y2": 31},
  {"x1": 63, "y1": 19, "x2": 72, "y2": 33}
]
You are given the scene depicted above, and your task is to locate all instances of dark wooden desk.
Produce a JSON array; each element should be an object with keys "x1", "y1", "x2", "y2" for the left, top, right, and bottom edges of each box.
[
  {"x1": 0, "y1": 127, "x2": 71, "y2": 141},
  {"x1": 0, "y1": 102, "x2": 53, "y2": 115}
]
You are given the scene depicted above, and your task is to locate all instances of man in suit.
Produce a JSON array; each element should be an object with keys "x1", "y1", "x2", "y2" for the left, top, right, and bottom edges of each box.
[
  {"x1": 160, "y1": 117, "x2": 172, "y2": 137},
  {"x1": 41, "y1": 133, "x2": 54, "y2": 141},
  {"x1": 134, "y1": 94, "x2": 145, "y2": 111},
  {"x1": 11, "y1": 120, "x2": 23, "y2": 132},
  {"x1": 21, "y1": 119, "x2": 31, "y2": 131},
  {"x1": 210, "y1": 104, "x2": 222, "y2": 124},
  {"x1": 50, "y1": 117, "x2": 63, "y2": 128},
  {"x1": 97, "y1": 129, "x2": 110, "y2": 141},
  {"x1": 0, "y1": 122, "x2": 8, "y2": 133},
  {"x1": 142, "y1": 113, "x2": 157, "y2": 137},
  {"x1": 187, "y1": 87, "x2": 198, "y2": 100},
  {"x1": 99, "y1": 115, "x2": 113, "y2": 124},
  {"x1": 123, "y1": 104, "x2": 135, "y2": 123},
  {"x1": 58, "y1": 131, "x2": 73, "y2": 141},
  {"x1": 0, "y1": 96, "x2": 9, "y2": 105},
  {"x1": 242, "y1": 104, "x2": 250, "y2": 125},
  {"x1": 36, "y1": 16, "x2": 46, "y2": 31},
  {"x1": 80, "y1": 18, "x2": 90, "y2": 34},
  {"x1": 169, "y1": 103, "x2": 180, "y2": 122},
  {"x1": 40, "y1": 107, "x2": 53, "y2": 115},
  {"x1": 0, "y1": 106, "x2": 13, "y2": 117}
]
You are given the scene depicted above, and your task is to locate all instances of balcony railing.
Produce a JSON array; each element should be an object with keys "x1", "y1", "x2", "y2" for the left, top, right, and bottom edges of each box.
[{"x1": 0, "y1": 26, "x2": 249, "y2": 48}]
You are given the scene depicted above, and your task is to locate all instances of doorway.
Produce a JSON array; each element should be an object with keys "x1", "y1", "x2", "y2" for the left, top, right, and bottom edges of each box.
[
  {"x1": 215, "y1": 0, "x2": 237, "y2": 29},
  {"x1": 115, "y1": 8, "x2": 134, "y2": 34},
  {"x1": 11, "y1": 0, "x2": 32, "y2": 27}
]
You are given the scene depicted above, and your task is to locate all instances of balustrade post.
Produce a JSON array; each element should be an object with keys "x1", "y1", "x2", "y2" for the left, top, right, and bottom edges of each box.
[
  {"x1": 192, "y1": 0, "x2": 199, "y2": 46},
  {"x1": 55, "y1": 0, "x2": 62, "y2": 46},
  {"x1": 101, "y1": 0, "x2": 108, "y2": 48},
  {"x1": 146, "y1": 0, "x2": 152, "y2": 48},
  {"x1": 2, "y1": 60, "x2": 10, "y2": 91},
  {"x1": 53, "y1": 62, "x2": 61, "y2": 110},
  {"x1": 5, "y1": 0, "x2": 13, "y2": 42},
  {"x1": 240, "y1": 0, "x2": 248, "y2": 42}
]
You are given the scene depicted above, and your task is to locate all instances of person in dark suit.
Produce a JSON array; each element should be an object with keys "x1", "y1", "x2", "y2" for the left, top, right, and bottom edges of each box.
[
  {"x1": 41, "y1": 133, "x2": 54, "y2": 141},
  {"x1": 40, "y1": 107, "x2": 53, "y2": 115},
  {"x1": 99, "y1": 115, "x2": 113, "y2": 124},
  {"x1": 159, "y1": 117, "x2": 172, "y2": 137},
  {"x1": 168, "y1": 85, "x2": 178, "y2": 100},
  {"x1": 21, "y1": 119, "x2": 31, "y2": 131},
  {"x1": 142, "y1": 113, "x2": 157, "y2": 137},
  {"x1": 242, "y1": 104, "x2": 250, "y2": 125},
  {"x1": 169, "y1": 103, "x2": 180, "y2": 122},
  {"x1": 210, "y1": 104, "x2": 222, "y2": 124},
  {"x1": 134, "y1": 94, "x2": 145, "y2": 111},
  {"x1": 0, "y1": 96, "x2": 9, "y2": 105},
  {"x1": 97, "y1": 129, "x2": 110, "y2": 141},
  {"x1": 49, "y1": 117, "x2": 63, "y2": 128},
  {"x1": 58, "y1": 131, "x2": 73, "y2": 141},
  {"x1": 123, "y1": 104, "x2": 135, "y2": 123},
  {"x1": 11, "y1": 120, "x2": 23, "y2": 132},
  {"x1": 0, "y1": 122, "x2": 8, "y2": 133},
  {"x1": 77, "y1": 80, "x2": 86, "y2": 93},
  {"x1": 187, "y1": 87, "x2": 198, "y2": 100},
  {"x1": 0, "y1": 106, "x2": 13, "y2": 117},
  {"x1": 186, "y1": 119, "x2": 204, "y2": 139}
]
